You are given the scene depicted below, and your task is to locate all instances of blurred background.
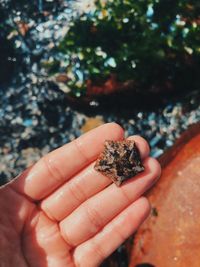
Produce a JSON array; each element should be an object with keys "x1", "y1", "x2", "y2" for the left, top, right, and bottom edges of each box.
[{"x1": 0, "y1": 0, "x2": 200, "y2": 264}]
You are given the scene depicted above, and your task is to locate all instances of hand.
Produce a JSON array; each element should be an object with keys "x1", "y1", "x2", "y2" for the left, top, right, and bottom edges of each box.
[{"x1": 0, "y1": 123, "x2": 161, "y2": 267}]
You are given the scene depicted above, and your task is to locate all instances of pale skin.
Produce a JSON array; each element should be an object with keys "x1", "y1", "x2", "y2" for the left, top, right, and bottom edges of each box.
[{"x1": 0, "y1": 123, "x2": 161, "y2": 267}]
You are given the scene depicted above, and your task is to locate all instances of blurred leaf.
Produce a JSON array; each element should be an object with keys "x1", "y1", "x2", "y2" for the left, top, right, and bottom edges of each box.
[{"x1": 57, "y1": 0, "x2": 200, "y2": 96}]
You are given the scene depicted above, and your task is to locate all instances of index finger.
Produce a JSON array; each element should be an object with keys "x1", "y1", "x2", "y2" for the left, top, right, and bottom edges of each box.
[{"x1": 11, "y1": 123, "x2": 124, "y2": 200}]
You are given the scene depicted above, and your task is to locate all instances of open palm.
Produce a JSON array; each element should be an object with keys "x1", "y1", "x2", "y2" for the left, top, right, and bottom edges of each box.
[{"x1": 0, "y1": 123, "x2": 161, "y2": 267}]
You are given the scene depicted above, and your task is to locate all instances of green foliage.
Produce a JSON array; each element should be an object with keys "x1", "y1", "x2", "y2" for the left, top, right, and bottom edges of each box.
[{"x1": 58, "y1": 0, "x2": 200, "y2": 96}]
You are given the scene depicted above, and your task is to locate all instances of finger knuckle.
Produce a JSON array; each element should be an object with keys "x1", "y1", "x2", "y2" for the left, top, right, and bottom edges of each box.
[
  {"x1": 68, "y1": 180, "x2": 87, "y2": 203},
  {"x1": 74, "y1": 138, "x2": 89, "y2": 162},
  {"x1": 60, "y1": 222, "x2": 74, "y2": 248},
  {"x1": 42, "y1": 155, "x2": 65, "y2": 183},
  {"x1": 86, "y1": 204, "x2": 103, "y2": 233},
  {"x1": 91, "y1": 239, "x2": 105, "y2": 263}
]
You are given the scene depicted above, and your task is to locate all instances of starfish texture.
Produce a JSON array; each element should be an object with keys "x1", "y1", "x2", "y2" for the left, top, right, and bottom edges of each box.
[{"x1": 94, "y1": 140, "x2": 144, "y2": 186}]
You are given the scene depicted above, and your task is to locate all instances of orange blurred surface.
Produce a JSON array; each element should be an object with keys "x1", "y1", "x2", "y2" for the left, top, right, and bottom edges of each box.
[{"x1": 130, "y1": 123, "x2": 200, "y2": 267}]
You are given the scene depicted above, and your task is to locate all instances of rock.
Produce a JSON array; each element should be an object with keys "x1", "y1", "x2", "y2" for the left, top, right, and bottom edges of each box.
[
  {"x1": 86, "y1": 74, "x2": 135, "y2": 96},
  {"x1": 130, "y1": 123, "x2": 200, "y2": 267},
  {"x1": 81, "y1": 116, "x2": 104, "y2": 133},
  {"x1": 17, "y1": 21, "x2": 29, "y2": 36},
  {"x1": 55, "y1": 73, "x2": 69, "y2": 83}
]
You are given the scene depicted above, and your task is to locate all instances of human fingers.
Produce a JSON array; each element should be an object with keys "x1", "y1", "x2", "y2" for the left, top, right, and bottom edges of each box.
[
  {"x1": 127, "y1": 135, "x2": 150, "y2": 159},
  {"x1": 10, "y1": 123, "x2": 124, "y2": 200},
  {"x1": 41, "y1": 135, "x2": 150, "y2": 221},
  {"x1": 59, "y1": 158, "x2": 161, "y2": 247},
  {"x1": 73, "y1": 197, "x2": 150, "y2": 267},
  {"x1": 23, "y1": 211, "x2": 74, "y2": 267}
]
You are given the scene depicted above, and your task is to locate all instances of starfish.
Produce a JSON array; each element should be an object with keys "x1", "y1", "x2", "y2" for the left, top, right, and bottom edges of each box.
[{"x1": 95, "y1": 140, "x2": 145, "y2": 186}]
